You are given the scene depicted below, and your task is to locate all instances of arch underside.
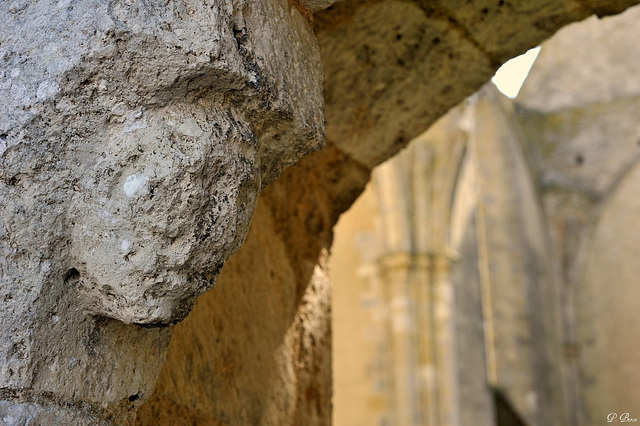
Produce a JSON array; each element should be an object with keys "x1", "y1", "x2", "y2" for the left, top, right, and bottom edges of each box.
[
  {"x1": 137, "y1": 1, "x2": 640, "y2": 424},
  {"x1": 0, "y1": 0, "x2": 637, "y2": 424}
]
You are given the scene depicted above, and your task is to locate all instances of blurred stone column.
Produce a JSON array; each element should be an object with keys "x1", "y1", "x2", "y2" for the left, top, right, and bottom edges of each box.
[
  {"x1": 379, "y1": 252, "x2": 420, "y2": 426},
  {"x1": 468, "y1": 85, "x2": 569, "y2": 426},
  {"x1": 429, "y1": 253, "x2": 460, "y2": 426},
  {"x1": 374, "y1": 107, "x2": 467, "y2": 425},
  {"x1": 378, "y1": 250, "x2": 459, "y2": 426}
]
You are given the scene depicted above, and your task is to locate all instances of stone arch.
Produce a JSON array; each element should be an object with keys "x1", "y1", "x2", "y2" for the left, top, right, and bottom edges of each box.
[
  {"x1": 137, "y1": 2, "x2": 640, "y2": 425},
  {"x1": 1, "y1": 0, "x2": 639, "y2": 423},
  {"x1": 330, "y1": 5, "x2": 640, "y2": 426},
  {"x1": 139, "y1": 1, "x2": 640, "y2": 424}
]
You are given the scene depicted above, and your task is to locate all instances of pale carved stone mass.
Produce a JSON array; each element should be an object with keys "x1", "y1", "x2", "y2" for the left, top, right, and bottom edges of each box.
[
  {"x1": 332, "y1": 6, "x2": 640, "y2": 425},
  {"x1": 1, "y1": 0, "x2": 322, "y2": 422},
  {"x1": 1, "y1": 0, "x2": 639, "y2": 424}
]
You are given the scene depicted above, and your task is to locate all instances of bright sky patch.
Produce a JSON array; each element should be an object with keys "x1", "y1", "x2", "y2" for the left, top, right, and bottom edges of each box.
[{"x1": 491, "y1": 46, "x2": 541, "y2": 98}]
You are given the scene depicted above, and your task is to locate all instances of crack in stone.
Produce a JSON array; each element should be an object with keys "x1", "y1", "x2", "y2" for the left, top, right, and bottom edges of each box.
[
  {"x1": 0, "y1": 388, "x2": 109, "y2": 420},
  {"x1": 413, "y1": 0, "x2": 504, "y2": 69}
]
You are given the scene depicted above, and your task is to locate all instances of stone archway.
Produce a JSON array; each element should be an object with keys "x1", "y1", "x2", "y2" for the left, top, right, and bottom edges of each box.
[
  {"x1": 1, "y1": 0, "x2": 639, "y2": 424},
  {"x1": 136, "y1": 2, "x2": 640, "y2": 425},
  {"x1": 330, "y1": 5, "x2": 640, "y2": 425}
]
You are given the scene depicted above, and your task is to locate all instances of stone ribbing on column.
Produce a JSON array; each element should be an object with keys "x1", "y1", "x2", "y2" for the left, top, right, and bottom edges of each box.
[
  {"x1": 378, "y1": 251, "x2": 460, "y2": 426},
  {"x1": 1, "y1": 0, "x2": 639, "y2": 423}
]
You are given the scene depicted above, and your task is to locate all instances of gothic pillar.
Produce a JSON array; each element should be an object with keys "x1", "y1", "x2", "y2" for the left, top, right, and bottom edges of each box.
[{"x1": 378, "y1": 250, "x2": 459, "y2": 426}]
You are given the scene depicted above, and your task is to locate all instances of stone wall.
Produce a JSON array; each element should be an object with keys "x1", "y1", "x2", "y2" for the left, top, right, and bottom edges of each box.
[
  {"x1": 331, "y1": 5, "x2": 640, "y2": 425},
  {"x1": 516, "y1": 7, "x2": 640, "y2": 423},
  {"x1": 331, "y1": 85, "x2": 567, "y2": 426},
  {"x1": 2, "y1": 0, "x2": 640, "y2": 424}
]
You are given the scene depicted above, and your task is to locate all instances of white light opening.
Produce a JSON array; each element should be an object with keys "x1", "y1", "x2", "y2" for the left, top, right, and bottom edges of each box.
[{"x1": 491, "y1": 46, "x2": 541, "y2": 99}]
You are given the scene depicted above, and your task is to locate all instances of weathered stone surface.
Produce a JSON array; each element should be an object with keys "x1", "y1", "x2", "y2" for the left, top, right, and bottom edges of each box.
[
  {"x1": 432, "y1": 0, "x2": 587, "y2": 62},
  {"x1": 0, "y1": 400, "x2": 108, "y2": 426},
  {"x1": 2, "y1": 0, "x2": 640, "y2": 423},
  {"x1": 1, "y1": 0, "x2": 323, "y2": 421},
  {"x1": 518, "y1": 5, "x2": 640, "y2": 112},
  {"x1": 302, "y1": 0, "x2": 340, "y2": 12},
  {"x1": 136, "y1": 142, "x2": 370, "y2": 424},
  {"x1": 315, "y1": 0, "x2": 494, "y2": 168},
  {"x1": 1, "y1": 0, "x2": 323, "y2": 327},
  {"x1": 314, "y1": 0, "x2": 640, "y2": 170}
]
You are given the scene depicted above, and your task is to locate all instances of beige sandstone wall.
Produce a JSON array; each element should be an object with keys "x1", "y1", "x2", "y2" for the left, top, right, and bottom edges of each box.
[
  {"x1": 2, "y1": 0, "x2": 640, "y2": 424},
  {"x1": 331, "y1": 183, "x2": 388, "y2": 426}
]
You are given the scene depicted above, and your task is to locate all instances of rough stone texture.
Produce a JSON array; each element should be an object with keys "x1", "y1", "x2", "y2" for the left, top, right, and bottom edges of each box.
[
  {"x1": 0, "y1": 0, "x2": 323, "y2": 327},
  {"x1": 2, "y1": 0, "x2": 640, "y2": 423},
  {"x1": 1, "y1": 0, "x2": 323, "y2": 421},
  {"x1": 316, "y1": 0, "x2": 494, "y2": 168},
  {"x1": 0, "y1": 401, "x2": 109, "y2": 426},
  {"x1": 302, "y1": 0, "x2": 341, "y2": 12},
  {"x1": 136, "y1": 143, "x2": 370, "y2": 425},
  {"x1": 313, "y1": 0, "x2": 640, "y2": 169}
]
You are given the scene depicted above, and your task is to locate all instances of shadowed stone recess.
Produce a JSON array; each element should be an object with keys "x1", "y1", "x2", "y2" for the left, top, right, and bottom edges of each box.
[{"x1": 1, "y1": 0, "x2": 640, "y2": 423}]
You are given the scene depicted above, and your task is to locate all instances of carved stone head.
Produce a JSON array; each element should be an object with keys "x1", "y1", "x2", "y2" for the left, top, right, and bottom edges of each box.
[{"x1": 1, "y1": 0, "x2": 324, "y2": 326}]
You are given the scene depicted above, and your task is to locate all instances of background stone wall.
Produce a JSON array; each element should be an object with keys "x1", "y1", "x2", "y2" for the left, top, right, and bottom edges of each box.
[
  {"x1": 331, "y1": 5, "x2": 640, "y2": 425},
  {"x1": 2, "y1": 0, "x2": 640, "y2": 424}
]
